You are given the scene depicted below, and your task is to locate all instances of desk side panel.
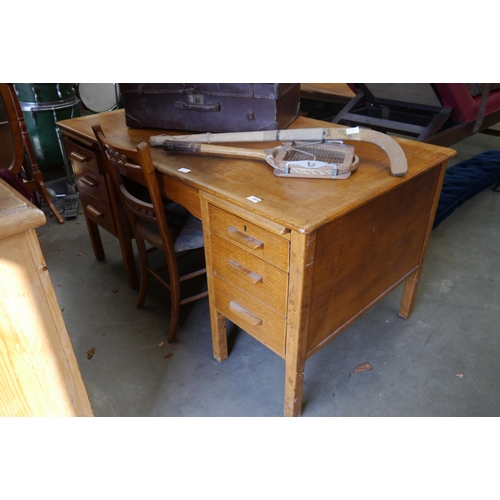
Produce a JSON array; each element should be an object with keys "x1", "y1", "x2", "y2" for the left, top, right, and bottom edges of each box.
[{"x1": 306, "y1": 167, "x2": 441, "y2": 354}]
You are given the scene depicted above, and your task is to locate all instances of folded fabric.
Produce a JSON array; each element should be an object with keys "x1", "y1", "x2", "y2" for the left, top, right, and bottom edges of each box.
[
  {"x1": 174, "y1": 214, "x2": 204, "y2": 252},
  {"x1": 0, "y1": 169, "x2": 33, "y2": 201},
  {"x1": 433, "y1": 150, "x2": 500, "y2": 229}
]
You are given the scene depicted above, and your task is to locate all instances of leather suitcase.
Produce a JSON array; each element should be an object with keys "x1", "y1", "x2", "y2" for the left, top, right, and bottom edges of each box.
[{"x1": 119, "y1": 83, "x2": 301, "y2": 132}]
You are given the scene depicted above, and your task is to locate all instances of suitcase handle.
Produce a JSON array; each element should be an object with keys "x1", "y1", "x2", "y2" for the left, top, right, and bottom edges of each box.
[{"x1": 175, "y1": 101, "x2": 221, "y2": 112}]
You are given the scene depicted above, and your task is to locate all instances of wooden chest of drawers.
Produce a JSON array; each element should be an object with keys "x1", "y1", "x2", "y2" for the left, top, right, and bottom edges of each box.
[
  {"x1": 63, "y1": 135, "x2": 138, "y2": 288},
  {"x1": 203, "y1": 196, "x2": 291, "y2": 357},
  {"x1": 65, "y1": 138, "x2": 116, "y2": 235}
]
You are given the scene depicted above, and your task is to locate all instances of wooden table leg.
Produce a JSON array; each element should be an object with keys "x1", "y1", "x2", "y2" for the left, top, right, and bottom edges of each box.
[
  {"x1": 83, "y1": 213, "x2": 138, "y2": 288},
  {"x1": 211, "y1": 310, "x2": 228, "y2": 362},
  {"x1": 84, "y1": 214, "x2": 105, "y2": 261},
  {"x1": 400, "y1": 161, "x2": 448, "y2": 320},
  {"x1": 284, "y1": 231, "x2": 316, "y2": 417},
  {"x1": 399, "y1": 268, "x2": 421, "y2": 319},
  {"x1": 200, "y1": 193, "x2": 228, "y2": 363},
  {"x1": 284, "y1": 336, "x2": 307, "y2": 417}
]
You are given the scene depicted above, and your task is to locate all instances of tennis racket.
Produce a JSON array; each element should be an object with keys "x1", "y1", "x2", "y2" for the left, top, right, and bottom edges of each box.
[{"x1": 162, "y1": 140, "x2": 359, "y2": 179}]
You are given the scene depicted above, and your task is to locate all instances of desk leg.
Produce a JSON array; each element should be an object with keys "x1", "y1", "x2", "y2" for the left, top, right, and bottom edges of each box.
[
  {"x1": 84, "y1": 214, "x2": 105, "y2": 261},
  {"x1": 200, "y1": 194, "x2": 228, "y2": 363},
  {"x1": 211, "y1": 310, "x2": 228, "y2": 362},
  {"x1": 83, "y1": 213, "x2": 139, "y2": 289},
  {"x1": 284, "y1": 333, "x2": 307, "y2": 417},
  {"x1": 284, "y1": 231, "x2": 316, "y2": 417},
  {"x1": 399, "y1": 268, "x2": 421, "y2": 319},
  {"x1": 399, "y1": 161, "x2": 448, "y2": 320}
]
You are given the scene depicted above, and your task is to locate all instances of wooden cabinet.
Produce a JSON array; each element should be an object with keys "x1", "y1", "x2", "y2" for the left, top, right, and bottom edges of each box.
[
  {"x1": 63, "y1": 135, "x2": 138, "y2": 288},
  {"x1": 66, "y1": 138, "x2": 117, "y2": 235},
  {"x1": 204, "y1": 198, "x2": 291, "y2": 356},
  {"x1": 0, "y1": 180, "x2": 92, "y2": 416}
]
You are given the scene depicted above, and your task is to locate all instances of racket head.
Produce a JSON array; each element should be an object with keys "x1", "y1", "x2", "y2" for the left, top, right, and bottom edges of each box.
[{"x1": 271, "y1": 141, "x2": 357, "y2": 179}]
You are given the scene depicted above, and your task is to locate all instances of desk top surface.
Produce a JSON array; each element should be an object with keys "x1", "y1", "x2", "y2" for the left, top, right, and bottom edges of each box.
[
  {"x1": 0, "y1": 179, "x2": 46, "y2": 238},
  {"x1": 59, "y1": 110, "x2": 456, "y2": 233}
]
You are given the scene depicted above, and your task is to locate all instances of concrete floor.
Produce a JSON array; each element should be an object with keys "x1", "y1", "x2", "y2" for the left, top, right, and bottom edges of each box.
[{"x1": 36, "y1": 129, "x2": 500, "y2": 417}]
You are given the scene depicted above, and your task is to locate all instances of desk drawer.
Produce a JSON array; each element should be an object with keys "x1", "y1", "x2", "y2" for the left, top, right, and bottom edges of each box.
[
  {"x1": 64, "y1": 138, "x2": 102, "y2": 176},
  {"x1": 80, "y1": 189, "x2": 116, "y2": 235},
  {"x1": 75, "y1": 162, "x2": 110, "y2": 205},
  {"x1": 65, "y1": 139, "x2": 110, "y2": 205},
  {"x1": 208, "y1": 204, "x2": 289, "y2": 271},
  {"x1": 214, "y1": 276, "x2": 286, "y2": 356},
  {"x1": 211, "y1": 234, "x2": 288, "y2": 316}
]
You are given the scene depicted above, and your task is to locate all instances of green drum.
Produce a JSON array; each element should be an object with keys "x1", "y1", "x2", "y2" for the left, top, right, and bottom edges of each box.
[{"x1": 14, "y1": 83, "x2": 81, "y2": 169}]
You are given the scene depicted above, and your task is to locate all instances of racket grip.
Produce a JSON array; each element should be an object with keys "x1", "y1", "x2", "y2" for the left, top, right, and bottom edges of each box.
[{"x1": 163, "y1": 141, "x2": 202, "y2": 153}]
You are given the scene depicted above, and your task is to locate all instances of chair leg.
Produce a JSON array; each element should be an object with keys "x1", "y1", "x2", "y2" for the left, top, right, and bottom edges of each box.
[
  {"x1": 23, "y1": 175, "x2": 65, "y2": 225},
  {"x1": 35, "y1": 179, "x2": 65, "y2": 225},
  {"x1": 135, "y1": 237, "x2": 150, "y2": 309},
  {"x1": 166, "y1": 253, "x2": 181, "y2": 343},
  {"x1": 167, "y1": 282, "x2": 181, "y2": 343}
]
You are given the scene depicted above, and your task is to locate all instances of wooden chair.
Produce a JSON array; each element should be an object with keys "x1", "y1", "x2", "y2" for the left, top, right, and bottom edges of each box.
[
  {"x1": 0, "y1": 83, "x2": 64, "y2": 224},
  {"x1": 92, "y1": 124, "x2": 208, "y2": 342}
]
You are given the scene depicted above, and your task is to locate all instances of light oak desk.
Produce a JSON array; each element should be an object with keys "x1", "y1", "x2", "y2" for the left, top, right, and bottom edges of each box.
[{"x1": 59, "y1": 110, "x2": 456, "y2": 416}]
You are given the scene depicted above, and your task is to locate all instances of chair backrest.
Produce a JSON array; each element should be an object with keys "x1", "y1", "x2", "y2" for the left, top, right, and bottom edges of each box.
[
  {"x1": 0, "y1": 83, "x2": 31, "y2": 174},
  {"x1": 92, "y1": 123, "x2": 174, "y2": 250}
]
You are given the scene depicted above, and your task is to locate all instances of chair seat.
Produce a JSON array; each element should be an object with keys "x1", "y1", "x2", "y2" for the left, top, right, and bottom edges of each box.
[{"x1": 136, "y1": 208, "x2": 204, "y2": 253}]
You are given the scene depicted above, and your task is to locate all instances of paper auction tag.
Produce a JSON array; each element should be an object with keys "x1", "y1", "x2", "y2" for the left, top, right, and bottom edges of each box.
[{"x1": 246, "y1": 196, "x2": 262, "y2": 203}]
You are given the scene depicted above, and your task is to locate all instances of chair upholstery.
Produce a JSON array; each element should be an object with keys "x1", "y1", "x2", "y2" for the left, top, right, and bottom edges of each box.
[
  {"x1": 0, "y1": 83, "x2": 64, "y2": 223},
  {"x1": 334, "y1": 83, "x2": 500, "y2": 146},
  {"x1": 434, "y1": 84, "x2": 500, "y2": 125},
  {"x1": 92, "y1": 123, "x2": 208, "y2": 343}
]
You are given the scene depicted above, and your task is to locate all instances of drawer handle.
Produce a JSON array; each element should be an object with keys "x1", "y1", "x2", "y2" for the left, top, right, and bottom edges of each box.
[
  {"x1": 227, "y1": 226, "x2": 263, "y2": 250},
  {"x1": 229, "y1": 301, "x2": 262, "y2": 327},
  {"x1": 228, "y1": 259, "x2": 262, "y2": 284},
  {"x1": 80, "y1": 176, "x2": 97, "y2": 188},
  {"x1": 86, "y1": 205, "x2": 103, "y2": 218},
  {"x1": 70, "y1": 151, "x2": 90, "y2": 162}
]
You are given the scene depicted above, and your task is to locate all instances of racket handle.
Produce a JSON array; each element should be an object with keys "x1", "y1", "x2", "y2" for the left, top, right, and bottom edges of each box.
[
  {"x1": 163, "y1": 141, "x2": 203, "y2": 153},
  {"x1": 162, "y1": 141, "x2": 269, "y2": 161}
]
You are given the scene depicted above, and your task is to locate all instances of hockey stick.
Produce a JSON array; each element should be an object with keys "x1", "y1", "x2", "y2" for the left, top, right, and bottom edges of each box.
[{"x1": 150, "y1": 126, "x2": 407, "y2": 176}]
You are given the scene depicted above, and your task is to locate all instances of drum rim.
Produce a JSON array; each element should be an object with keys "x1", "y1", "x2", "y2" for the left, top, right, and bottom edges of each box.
[
  {"x1": 19, "y1": 97, "x2": 80, "y2": 111},
  {"x1": 77, "y1": 83, "x2": 121, "y2": 113}
]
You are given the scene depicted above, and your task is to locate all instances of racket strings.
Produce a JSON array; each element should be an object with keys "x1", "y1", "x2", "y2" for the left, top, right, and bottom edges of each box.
[{"x1": 283, "y1": 144, "x2": 347, "y2": 164}]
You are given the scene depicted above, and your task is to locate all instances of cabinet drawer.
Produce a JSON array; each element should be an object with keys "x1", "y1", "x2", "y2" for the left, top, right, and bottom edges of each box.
[
  {"x1": 211, "y1": 234, "x2": 288, "y2": 316},
  {"x1": 208, "y1": 204, "x2": 289, "y2": 271},
  {"x1": 80, "y1": 189, "x2": 116, "y2": 236},
  {"x1": 64, "y1": 138, "x2": 102, "y2": 176},
  {"x1": 65, "y1": 139, "x2": 110, "y2": 204},
  {"x1": 214, "y1": 276, "x2": 286, "y2": 357},
  {"x1": 75, "y1": 163, "x2": 110, "y2": 205}
]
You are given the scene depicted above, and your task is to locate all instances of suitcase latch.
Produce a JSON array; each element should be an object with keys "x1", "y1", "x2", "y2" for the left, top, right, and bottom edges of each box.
[
  {"x1": 187, "y1": 92, "x2": 203, "y2": 105},
  {"x1": 175, "y1": 91, "x2": 221, "y2": 112}
]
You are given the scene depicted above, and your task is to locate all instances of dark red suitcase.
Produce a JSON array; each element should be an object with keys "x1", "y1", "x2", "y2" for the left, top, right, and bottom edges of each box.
[{"x1": 119, "y1": 83, "x2": 300, "y2": 132}]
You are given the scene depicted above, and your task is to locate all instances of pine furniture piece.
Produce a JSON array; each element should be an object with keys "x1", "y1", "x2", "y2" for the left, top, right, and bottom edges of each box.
[
  {"x1": 58, "y1": 110, "x2": 456, "y2": 416},
  {"x1": 0, "y1": 179, "x2": 92, "y2": 416}
]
